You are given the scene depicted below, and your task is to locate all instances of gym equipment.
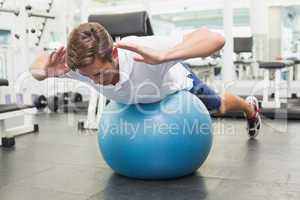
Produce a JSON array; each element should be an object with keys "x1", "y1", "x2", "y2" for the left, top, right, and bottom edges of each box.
[
  {"x1": 25, "y1": 1, "x2": 55, "y2": 46},
  {"x1": 58, "y1": 92, "x2": 83, "y2": 113},
  {"x1": 88, "y1": 11, "x2": 153, "y2": 41},
  {"x1": 0, "y1": 8, "x2": 20, "y2": 16},
  {"x1": 28, "y1": 12, "x2": 55, "y2": 19},
  {"x1": 215, "y1": 59, "x2": 300, "y2": 120},
  {"x1": 0, "y1": 79, "x2": 39, "y2": 148},
  {"x1": 72, "y1": 92, "x2": 83, "y2": 102},
  {"x1": 234, "y1": 37, "x2": 256, "y2": 80},
  {"x1": 78, "y1": 87, "x2": 106, "y2": 130},
  {"x1": 33, "y1": 95, "x2": 47, "y2": 111},
  {"x1": 78, "y1": 11, "x2": 153, "y2": 130},
  {"x1": 98, "y1": 91, "x2": 213, "y2": 180},
  {"x1": 47, "y1": 95, "x2": 59, "y2": 112},
  {"x1": 211, "y1": 35, "x2": 300, "y2": 120},
  {"x1": 0, "y1": 0, "x2": 5, "y2": 8},
  {"x1": 59, "y1": 92, "x2": 83, "y2": 104},
  {"x1": 286, "y1": 57, "x2": 300, "y2": 80},
  {"x1": 259, "y1": 60, "x2": 294, "y2": 108},
  {"x1": 48, "y1": 92, "x2": 83, "y2": 113}
]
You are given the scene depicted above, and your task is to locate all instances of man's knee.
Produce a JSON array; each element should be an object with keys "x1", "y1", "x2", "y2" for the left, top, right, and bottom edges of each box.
[{"x1": 216, "y1": 95, "x2": 227, "y2": 115}]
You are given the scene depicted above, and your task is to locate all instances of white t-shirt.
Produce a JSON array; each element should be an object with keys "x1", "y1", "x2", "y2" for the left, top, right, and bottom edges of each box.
[{"x1": 63, "y1": 35, "x2": 193, "y2": 104}]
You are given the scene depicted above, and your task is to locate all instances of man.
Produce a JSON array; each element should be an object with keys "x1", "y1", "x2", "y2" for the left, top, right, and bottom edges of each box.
[{"x1": 31, "y1": 22, "x2": 261, "y2": 138}]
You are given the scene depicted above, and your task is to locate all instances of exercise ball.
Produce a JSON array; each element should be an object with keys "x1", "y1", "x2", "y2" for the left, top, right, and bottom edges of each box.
[{"x1": 98, "y1": 91, "x2": 213, "y2": 179}]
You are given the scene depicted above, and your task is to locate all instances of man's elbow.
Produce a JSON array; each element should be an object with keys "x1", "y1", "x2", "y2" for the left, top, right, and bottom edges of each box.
[
  {"x1": 214, "y1": 33, "x2": 225, "y2": 50},
  {"x1": 30, "y1": 69, "x2": 47, "y2": 81}
]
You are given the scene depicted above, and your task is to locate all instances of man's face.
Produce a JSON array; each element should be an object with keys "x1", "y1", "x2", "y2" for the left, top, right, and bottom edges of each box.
[{"x1": 78, "y1": 58, "x2": 119, "y2": 85}]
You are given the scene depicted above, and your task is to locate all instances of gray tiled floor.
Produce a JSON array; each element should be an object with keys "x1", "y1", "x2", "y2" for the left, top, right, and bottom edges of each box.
[{"x1": 1, "y1": 113, "x2": 299, "y2": 200}]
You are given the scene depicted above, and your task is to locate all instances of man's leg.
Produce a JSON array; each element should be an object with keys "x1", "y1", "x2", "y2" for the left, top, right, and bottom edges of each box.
[
  {"x1": 183, "y1": 63, "x2": 261, "y2": 138},
  {"x1": 217, "y1": 92, "x2": 255, "y2": 118},
  {"x1": 213, "y1": 92, "x2": 261, "y2": 139}
]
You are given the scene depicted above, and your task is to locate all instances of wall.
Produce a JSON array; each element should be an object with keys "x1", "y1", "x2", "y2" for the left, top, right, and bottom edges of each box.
[{"x1": 0, "y1": 0, "x2": 78, "y2": 102}]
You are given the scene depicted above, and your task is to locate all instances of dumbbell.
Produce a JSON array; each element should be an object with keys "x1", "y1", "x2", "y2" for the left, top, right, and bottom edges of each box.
[
  {"x1": 47, "y1": 95, "x2": 59, "y2": 112},
  {"x1": 33, "y1": 95, "x2": 47, "y2": 110},
  {"x1": 47, "y1": 92, "x2": 83, "y2": 113},
  {"x1": 58, "y1": 92, "x2": 83, "y2": 112},
  {"x1": 72, "y1": 92, "x2": 83, "y2": 103},
  {"x1": 33, "y1": 94, "x2": 60, "y2": 112},
  {"x1": 71, "y1": 92, "x2": 84, "y2": 113},
  {"x1": 291, "y1": 93, "x2": 298, "y2": 99},
  {"x1": 33, "y1": 94, "x2": 59, "y2": 112},
  {"x1": 25, "y1": 5, "x2": 32, "y2": 11},
  {"x1": 59, "y1": 92, "x2": 82, "y2": 103}
]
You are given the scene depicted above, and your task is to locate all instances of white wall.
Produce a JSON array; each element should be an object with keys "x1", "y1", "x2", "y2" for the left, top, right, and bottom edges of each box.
[{"x1": 0, "y1": 0, "x2": 76, "y2": 101}]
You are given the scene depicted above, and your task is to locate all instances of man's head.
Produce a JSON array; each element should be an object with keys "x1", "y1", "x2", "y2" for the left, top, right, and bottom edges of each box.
[{"x1": 66, "y1": 22, "x2": 119, "y2": 85}]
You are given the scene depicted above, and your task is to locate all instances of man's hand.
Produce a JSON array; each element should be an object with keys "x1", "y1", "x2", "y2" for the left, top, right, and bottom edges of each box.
[
  {"x1": 115, "y1": 42, "x2": 166, "y2": 65},
  {"x1": 31, "y1": 47, "x2": 70, "y2": 81}
]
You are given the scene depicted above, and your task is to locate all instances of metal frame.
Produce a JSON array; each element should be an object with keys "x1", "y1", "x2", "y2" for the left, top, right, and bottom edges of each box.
[
  {"x1": 0, "y1": 107, "x2": 38, "y2": 146},
  {"x1": 0, "y1": 8, "x2": 19, "y2": 16},
  {"x1": 78, "y1": 88, "x2": 106, "y2": 130},
  {"x1": 0, "y1": 77, "x2": 38, "y2": 147},
  {"x1": 262, "y1": 67, "x2": 293, "y2": 108},
  {"x1": 28, "y1": 12, "x2": 55, "y2": 19}
]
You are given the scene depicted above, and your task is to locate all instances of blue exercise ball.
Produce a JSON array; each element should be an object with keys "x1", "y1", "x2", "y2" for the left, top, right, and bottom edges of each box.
[{"x1": 98, "y1": 91, "x2": 213, "y2": 179}]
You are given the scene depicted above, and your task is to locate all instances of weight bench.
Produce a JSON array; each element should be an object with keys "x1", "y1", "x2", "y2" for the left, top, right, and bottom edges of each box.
[
  {"x1": 88, "y1": 11, "x2": 153, "y2": 40},
  {"x1": 0, "y1": 78, "x2": 38, "y2": 147},
  {"x1": 78, "y1": 11, "x2": 153, "y2": 130},
  {"x1": 259, "y1": 60, "x2": 295, "y2": 108}
]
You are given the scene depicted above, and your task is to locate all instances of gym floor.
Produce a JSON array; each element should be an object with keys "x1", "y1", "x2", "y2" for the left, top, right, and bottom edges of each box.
[{"x1": 1, "y1": 113, "x2": 300, "y2": 200}]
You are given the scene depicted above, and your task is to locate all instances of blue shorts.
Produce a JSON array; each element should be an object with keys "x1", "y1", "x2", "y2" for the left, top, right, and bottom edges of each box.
[{"x1": 182, "y1": 63, "x2": 221, "y2": 113}]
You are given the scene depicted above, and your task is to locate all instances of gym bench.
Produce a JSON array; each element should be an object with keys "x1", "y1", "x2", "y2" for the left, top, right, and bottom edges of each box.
[
  {"x1": 259, "y1": 60, "x2": 295, "y2": 108},
  {"x1": 0, "y1": 78, "x2": 38, "y2": 148}
]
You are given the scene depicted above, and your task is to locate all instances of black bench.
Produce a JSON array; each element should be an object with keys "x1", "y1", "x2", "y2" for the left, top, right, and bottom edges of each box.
[
  {"x1": 88, "y1": 11, "x2": 153, "y2": 41},
  {"x1": 258, "y1": 60, "x2": 295, "y2": 69},
  {"x1": 0, "y1": 104, "x2": 34, "y2": 113},
  {"x1": 0, "y1": 79, "x2": 8, "y2": 86}
]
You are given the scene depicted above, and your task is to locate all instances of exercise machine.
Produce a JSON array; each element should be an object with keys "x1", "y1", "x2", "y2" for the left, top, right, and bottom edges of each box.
[
  {"x1": 234, "y1": 37, "x2": 257, "y2": 80},
  {"x1": 25, "y1": 1, "x2": 56, "y2": 46},
  {"x1": 215, "y1": 59, "x2": 300, "y2": 120}
]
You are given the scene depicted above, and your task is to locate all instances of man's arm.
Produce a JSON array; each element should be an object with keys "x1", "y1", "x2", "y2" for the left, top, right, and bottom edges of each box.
[
  {"x1": 115, "y1": 27, "x2": 225, "y2": 65},
  {"x1": 162, "y1": 28, "x2": 225, "y2": 62},
  {"x1": 30, "y1": 47, "x2": 70, "y2": 81}
]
